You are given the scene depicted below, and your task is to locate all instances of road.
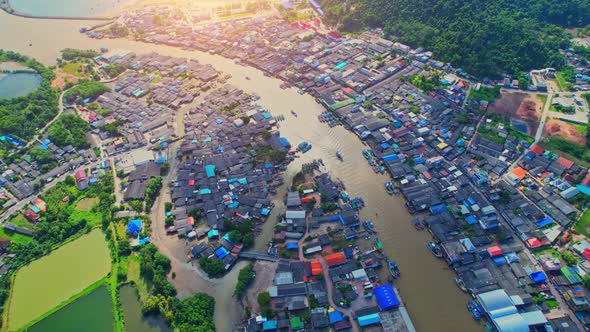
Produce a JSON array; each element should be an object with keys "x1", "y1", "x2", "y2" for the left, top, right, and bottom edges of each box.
[{"x1": 20, "y1": 88, "x2": 69, "y2": 151}]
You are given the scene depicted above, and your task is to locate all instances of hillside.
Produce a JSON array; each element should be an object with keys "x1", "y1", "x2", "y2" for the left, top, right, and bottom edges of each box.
[{"x1": 319, "y1": 0, "x2": 590, "y2": 77}]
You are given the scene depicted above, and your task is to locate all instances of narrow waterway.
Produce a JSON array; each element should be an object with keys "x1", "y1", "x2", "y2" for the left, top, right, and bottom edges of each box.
[{"x1": 0, "y1": 9, "x2": 481, "y2": 331}]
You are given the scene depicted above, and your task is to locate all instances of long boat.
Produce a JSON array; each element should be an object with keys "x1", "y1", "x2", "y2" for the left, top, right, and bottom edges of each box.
[
  {"x1": 375, "y1": 236, "x2": 383, "y2": 252},
  {"x1": 428, "y1": 241, "x2": 442, "y2": 258},
  {"x1": 467, "y1": 300, "x2": 482, "y2": 320},
  {"x1": 336, "y1": 151, "x2": 343, "y2": 161},
  {"x1": 385, "y1": 256, "x2": 400, "y2": 278}
]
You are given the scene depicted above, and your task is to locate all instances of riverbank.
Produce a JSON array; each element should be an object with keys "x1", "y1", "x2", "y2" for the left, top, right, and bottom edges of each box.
[{"x1": 0, "y1": 9, "x2": 479, "y2": 331}]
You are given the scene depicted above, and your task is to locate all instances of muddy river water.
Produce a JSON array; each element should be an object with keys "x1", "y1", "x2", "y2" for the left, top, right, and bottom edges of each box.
[{"x1": 0, "y1": 8, "x2": 481, "y2": 331}]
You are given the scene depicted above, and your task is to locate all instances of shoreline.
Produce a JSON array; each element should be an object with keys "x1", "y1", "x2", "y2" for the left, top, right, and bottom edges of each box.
[{"x1": 1, "y1": 0, "x2": 115, "y2": 21}]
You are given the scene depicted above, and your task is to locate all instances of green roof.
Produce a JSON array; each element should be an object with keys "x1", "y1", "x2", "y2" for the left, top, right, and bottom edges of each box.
[
  {"x1": 290, "y1": 317, "x2": 303, "y2": 329},
  {"x1": 561, "y1": 267, "x2": 582, "y2": 284},
  {"x1": 329, "y1": 98, "x2": 355, "y2": 111}
]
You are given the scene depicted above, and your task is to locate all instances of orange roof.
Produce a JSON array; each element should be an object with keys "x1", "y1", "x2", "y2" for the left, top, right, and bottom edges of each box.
[
  {"x1": 556, "y1": 156, "x2": 574, "y2": 169},
  {"x1": 487, "y1": 246, "x2": 503, "y2": 257},
  {"x1": 530, "y1": 145, "x2": 544, "y2": 155},
  {"x1": 511, "y1": 167, "x2": 527, "y2": 181},
  {"x1": 539, "y1": 171, "x2": 550, "y2": 180},
  {"x1": 583, "y1": 172, "x2": 590, "y2": 187},
  {"x1": 311, "y1": 260, "x2": 322, "y2": 275},
  {"x1": 325, "y1": 252, "x2": 346, "y2": 267}
]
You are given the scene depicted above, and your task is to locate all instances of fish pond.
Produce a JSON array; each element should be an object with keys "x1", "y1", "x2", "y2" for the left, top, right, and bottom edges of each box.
[
  {"x1": 27, "y1": 286, "x2": 114, "y2": 332},
  {"x1": 0, "y1": 72, "x2": 41, "y2": 99},
  {"x1": 120, "y1": 285, "x2": 171, "y2": 332},
  {"x1": 7, "y1": 229, "x2": 111, "y2": 331}
]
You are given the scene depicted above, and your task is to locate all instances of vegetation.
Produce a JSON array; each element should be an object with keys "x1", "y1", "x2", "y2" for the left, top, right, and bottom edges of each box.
[
  {"x1": 0, "y1": 50, "x2": 58, "y2": 141},
  {"x1": 61, "y1": 49, "x2": 100, "y2": 61},
  {"x1": 227, "y1": 219, "x2": 255, "y2": 248},
  {"x1": 171, "y1": 293, "x2": 215, "y2": 332},
  {"x1": 144, "y1": 176, "x2": 163, "y2": 210},
  {"x1": 46, "y1": 113, "x2": 91, "y2": 149},
  {"x1": 562, "y1": 250, "x2": 579, "y2": 266},
  {"x1": 410, "y1": 74, "x2": 440, "y2": 92},
  {"x1": 234, "y1": 263, "x2": 255, "y2": 298},
  {"x1": 102, "y1": 63, "x2": 127, "y2": 78},
  {"x1": 63, "y1": 81, "x2": 110, "y2": 104},
  {"x1": 470, "y1": 85, "x2": 502, "y2": 102},
  {"x1": 542, "y1": 136, "x2": 590, "y2": 164},
  {"x1": 198, "y1": 256, "x2": 225, "y2": 278},
  {"x1": 318, "y1": 0, "x2": 586, "y2": 77}
]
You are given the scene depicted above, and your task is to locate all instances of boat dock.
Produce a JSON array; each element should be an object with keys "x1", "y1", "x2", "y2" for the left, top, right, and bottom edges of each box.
[{"x1": 379, "y1": 287, "x2": 417, "y2": 332}]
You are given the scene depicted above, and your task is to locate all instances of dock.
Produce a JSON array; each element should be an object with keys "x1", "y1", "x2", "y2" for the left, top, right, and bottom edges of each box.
[{"x1": 238, "y1": 252, "x2": 277, "y2": 262}]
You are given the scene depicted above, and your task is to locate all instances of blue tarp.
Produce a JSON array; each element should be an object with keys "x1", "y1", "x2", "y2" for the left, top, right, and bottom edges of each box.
[
  {"x1": 536, "y1": 217, "x2": 553, "y2": 228},
  {"x1": 261, "y1": 112, "x2": 272, "y2": 119},
  {"x1": 215, "y1": 119, "x2": 223, "y2": 124},
  {"x1": 279, "y1": 137, "x2": 290, "y2": 147},
  {"x1": 414, "y1": 157, "x2": 425, "y2": 164},
  {"x1": 380, "y1": 143, "x2": 391, "y2": 149},
  {"x1": 329, "y1": 310, "x2": 345, "y2": 324},
  {"x1": 215, "y1": 246, "x2": 229, "y2": 259},
  {"x1": 261, "y1": 208, "x2": 270, "y2": 216},
  {"x1": 530, "y1": 271, "x2": 547, "y2": 284},
  {"x1": 139, "y1": 237, "x2": 150, "y2": 245},
  {"x1": 374, "y1": 284, "x2": 400, "y2": 310},
  {"x1": 382, "y1": 154, "x2": 399, "y2": 162},
  {"x1": 286, "y1": 242, "x2": 299, "y2": 250},
  {"x1": 126, "y1": 219, "x2": 142, "y2": 237},
  {"x1": 262, "y1": 320, "x2": 277, "y2": 331},
  {"x1": 264, "y1": 162, "x2": 273, "y2": 169},
  {"x1": 227, "y1": 202, "x2": 239, "y2": 209},
  {"x1": 200, "y1": 189, "x2": 212, "y2": 195}
]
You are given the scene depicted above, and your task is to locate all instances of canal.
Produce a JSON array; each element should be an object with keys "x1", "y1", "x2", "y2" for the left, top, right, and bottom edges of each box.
[{"x1": 0, "y1": 9, "x2": 481, "y2": 331}]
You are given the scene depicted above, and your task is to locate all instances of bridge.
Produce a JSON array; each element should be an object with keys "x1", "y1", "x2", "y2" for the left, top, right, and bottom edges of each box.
[{"x1": 239, "y1": 252, "x2": 277, "y2": 262}]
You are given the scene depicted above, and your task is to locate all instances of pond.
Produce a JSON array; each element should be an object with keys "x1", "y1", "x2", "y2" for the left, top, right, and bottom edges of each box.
[
  {"x1": 119, "y1": 285, "x2": 171, "y2": 332},
  {"x1": 27, "y1": 285, "x2": 114, "y2": 332},
  {"x1": 8, "y1": 229, "x2": 111, "y2": 330},
  {"x1": 0, "y1": 72, "x2": 41, "y2": 99},
  {"x1": 9, "y1": 0, "x2": 137, "y2": 17}
]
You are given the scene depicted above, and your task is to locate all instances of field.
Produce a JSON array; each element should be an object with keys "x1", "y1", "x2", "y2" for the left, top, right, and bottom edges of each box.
[
  {"x1": 487, "y1": 92, "x2": 544, "y2": 136},
  {"x1": 51, "y1": 67, "x2": 79, "y2": 89},
  {"x1": 575, "y1": 209, "x2": 590, "y2": 237},
  {"x1": 543, "y1": 118, "x2": 587, "y2": 146},
  {"x1": 8, "y1": 213, "x2": 34, "y2": 230},
  {"x1": 0, "y1": 227, "x2": 33, "y2": 245},
  {"x1": 7, "y1": 229, "x2": 111, "y2": 331},
  {"x1": 75, "y1": 197, "x2": 98, "y2": 211}
]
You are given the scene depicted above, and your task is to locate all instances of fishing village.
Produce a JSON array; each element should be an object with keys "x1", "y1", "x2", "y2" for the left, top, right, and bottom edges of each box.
[{"x1": 80, "y1": 4, "x2": 590, "y2": 331}]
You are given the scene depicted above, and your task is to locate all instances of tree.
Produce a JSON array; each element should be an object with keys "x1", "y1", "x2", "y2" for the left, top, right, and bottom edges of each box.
[
  {"x1": 198, "y1": 256, "x2": 225, "y2": 278},
  {"x1": 129, "y1": 199, "x2": 144, "y2": 212},
  {"x1": 172, "y1": 293, "x2": 215, "y2": 332},
  {"x1": 235, "y1": 263, "x2": 255, "y2": 297},
  {"x1": 257, "y1": 291, "x2": 271, "y2": 307},
  {"x1": 562, "y1": 250, "x2": 579, "y2": 266}
]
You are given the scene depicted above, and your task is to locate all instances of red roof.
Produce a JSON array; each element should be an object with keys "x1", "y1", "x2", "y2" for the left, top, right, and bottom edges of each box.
[
  {"x1": 530, "y1": 145, "x2": 544, "y2": 155},
  {"x1": 325, "y1": 252, "x2": 346, "y2": 267},
  {"x1": 188, "y1": 179, "x2": 195, "y2": 186},
  {"x1": 583, "y1": 172, "x2": 590, "y2": 187},
  {"x1": 24, "y1": 210, "x2": 40, "y2": 221},
  {"x1": 487, "y1": 246, "x2": 503, "y2": 257},
  {"x1": 526, "y1": 238, "x2": 541, "y2": 248},
  {"x1": 583, "y1": 249, "x2": 590, "y2": 261},
  {"x1": 75, "y1": 169, "x2": 86, "y2": 182},
  {"x1": 187, "y1": 216, "x2": 195, "y2": 226},
  {"x1": 556, "y1": 156, "x2": 574, "y2": 169},
  {"x1": 301, "y1": 196, "x2": 314, "y2": 203},
  {"x1": 311, "y1": 260, "x2": 322, "y2": 275}
]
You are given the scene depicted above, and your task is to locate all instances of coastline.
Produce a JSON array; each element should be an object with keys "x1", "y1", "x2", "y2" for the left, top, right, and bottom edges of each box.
[{"x1": 1, "y1": 0, "x2": 116, "y2": 21}]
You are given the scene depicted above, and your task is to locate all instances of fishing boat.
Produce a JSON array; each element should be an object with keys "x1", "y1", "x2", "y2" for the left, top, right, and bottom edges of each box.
[
  {"x1": 386, "y1": 256, "x2": 401, "y2": 278},
  {"x1": 363, "y1": 220, "x2": 375, "y2": 234},
  {"x1": 467, "y1": 301, "x2": 482, "y2": 320},
  {"x1": 365, "y1": 233, "x2": 371, "y2": 240},
  {"x1": 384, "y1": 182, "x2": 394, "y2": 194},
  {"x1": 291, "y1": 110, "x2": 297, "y2": 117},
  {"x1": 336, "y1": 151, "x2": 343, "y2": 161},
  {"x1": 374, "y1": 236, "x2": 383, "y2": 252},
  {"x1": 245, "y1": 76, "x2": 251, "y2": 80},
  {"x1": 454, "y1": 277, "x2": 467, "y2": 292},
  {"x1": 340, "y1": 191, "x2": 350, "y2": 202},
  {"x1": 296, "y1": 142, "x2": 312, "y2": 153},
  {"x1": 362, "y1": 149, "x2": 372, "y2": 159},
  {"x1": 428, "y1": 242, "x2": 443, "y2": 258},
  {"x1": 412, "y1": 218, "x2": 424, "y2": 230}
]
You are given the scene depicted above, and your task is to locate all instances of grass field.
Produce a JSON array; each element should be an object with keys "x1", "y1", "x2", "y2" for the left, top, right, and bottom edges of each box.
[
  {"x1": 575, "y1": 209, "x2": 590, "y2": 237},
  {"x1": 60, "y1": 62, "x2": 88, "y2": 78},
  {"x1": 9, "y1": 214, "x2": 34, "y2": 230},
  {"x1": 68, "y1": 209, "x2": 102, "y2": 227},
  {"x1": 0, "y1": 227, "x2": 33, "y2": 245},
  {"x1": 7, "y1": 229, "x2": 111, "y2": 331},
  {"x1": 75, "y1": 197, "x2": 98, "y2": 211}
]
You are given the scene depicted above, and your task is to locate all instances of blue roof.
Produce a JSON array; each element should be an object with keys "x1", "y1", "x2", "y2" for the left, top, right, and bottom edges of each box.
[
  {"x1": 358, "y1": 313, "x2": 380, "y2": 326},
  {"x1": 139, "y1": 237, "x2": 150, "y2": 245},
  {"x1": 380, "y1": 143, "x2": 391, "y2": 149},
  {"x1": 261, "y1": 112, "x2": 272, "y2": 119},
  {"x1": 215, "y1": 119, "x2": 223, "y2": 124},
  {"x1": 264, "y1": 162, "x2": 273, "y2": 169},
  {"x1": 329, "y1": 310, "x2": 345, "y2": 324},
  {"x1": 208, "y1": 229, "x2": 220, "y2": 238},
  {"x1": 343, "y1": 247, "x2": 354, "y2": 259},
  {"x1": 536, "y1": 217, "x2": 553, "y2": 228},
  {"x1": 215, "y1": 246, "x2": 229, "y2": 259},
  {"x1": 205, "y1": 165, "x2": 216, "y2": 178},
  {"x1": 279, "y1": 137, "x2": 290, "y2": 147},
  {"x1": 262, "y1": 320, "x2": 277, "y2": 330},
  {"x1": 493, "y1": 256, "x2": 507, "y2": 265},
  {"x1": 286, "y1": 242, "x2": 299, "y2": 250},
  {"x1": 466, "y1": 215, "x2": 478, "y2": 224},
  {"x1": 261, "y1": 208, "x2": 270, "y2": 216},
  {"x1": 382, "y1": 154, "x2": 399, "y2": 162},
  {"x1": 374, "y1": 284, "x2": 400, "y2": 311},
  {"x1": 530, "y1": 271, "x2": 547, "y2": 284}
]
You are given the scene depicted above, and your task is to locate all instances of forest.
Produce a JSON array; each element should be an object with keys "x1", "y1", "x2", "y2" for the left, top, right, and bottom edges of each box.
[
  {"x1": 0, "y1": 50, "x2": 58, "y2": 141},
  {"x1": 318, "y1": 0, "x2": 590, "y2": 77}
]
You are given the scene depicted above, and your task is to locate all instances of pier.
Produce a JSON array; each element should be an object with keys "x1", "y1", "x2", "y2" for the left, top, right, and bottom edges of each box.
[{"x1": 238, "y1": 252, "x2": 277, "y2": 262}]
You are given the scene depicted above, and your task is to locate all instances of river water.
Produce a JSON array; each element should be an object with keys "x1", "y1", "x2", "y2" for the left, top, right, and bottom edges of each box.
[{"x1": 0, "y1": 9, "x2": 481, "y2": 331}]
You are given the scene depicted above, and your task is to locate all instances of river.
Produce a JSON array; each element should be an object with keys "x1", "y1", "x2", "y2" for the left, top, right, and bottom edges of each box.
[{"x1": 0, "y1": 9, "x2": 481, "y2": 331}]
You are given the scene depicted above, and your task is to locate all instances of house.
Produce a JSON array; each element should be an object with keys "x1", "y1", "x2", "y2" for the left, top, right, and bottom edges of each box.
[
  {"x1": 75, "y1": 169, "x2": 88, "y2": 190},
  {"x1": 24, "y1": 210, "x2": 41, "y2": 222}
]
